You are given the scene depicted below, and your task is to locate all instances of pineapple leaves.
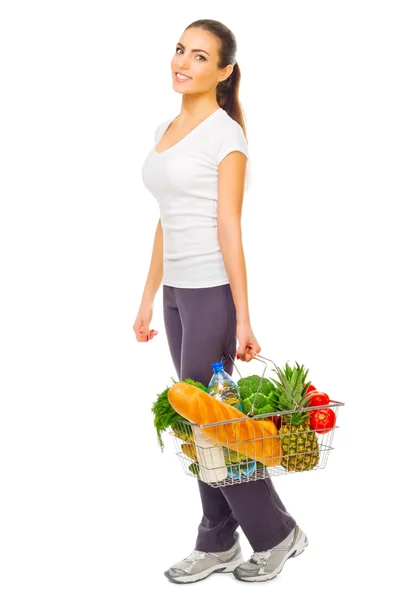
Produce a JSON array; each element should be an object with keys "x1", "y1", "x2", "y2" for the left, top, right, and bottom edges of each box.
[{"x1": 270, "y1": 361, "x2": 312, "y2": 417}]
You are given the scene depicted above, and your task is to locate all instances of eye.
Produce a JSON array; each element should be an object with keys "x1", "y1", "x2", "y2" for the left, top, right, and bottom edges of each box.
[{"x1": 175, "y1": 46, "x2": 206, "y2": 61}]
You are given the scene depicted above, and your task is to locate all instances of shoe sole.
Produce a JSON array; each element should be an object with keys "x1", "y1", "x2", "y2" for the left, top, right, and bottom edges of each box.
[
  {"x1": 164, "y1": 555, "x2": 245, "y2": 584},
  {"x1": 233, "y1": 533, "x2": 309, "y2": 583}
]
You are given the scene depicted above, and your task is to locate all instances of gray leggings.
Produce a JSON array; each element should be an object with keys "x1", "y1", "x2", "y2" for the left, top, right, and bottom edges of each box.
[{"x1": 163, "y1": 283, "x2": 297, "y2": 553}]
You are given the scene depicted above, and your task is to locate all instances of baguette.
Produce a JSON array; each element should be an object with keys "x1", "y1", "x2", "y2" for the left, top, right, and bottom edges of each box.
[{"x1": 168, "y1": 382, "x2": 282, "y2": 467}]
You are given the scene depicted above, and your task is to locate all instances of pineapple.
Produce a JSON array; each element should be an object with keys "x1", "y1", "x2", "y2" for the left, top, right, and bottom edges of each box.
[{"x1": 270, "y1": 362, "x2": 320, "y2": 472}]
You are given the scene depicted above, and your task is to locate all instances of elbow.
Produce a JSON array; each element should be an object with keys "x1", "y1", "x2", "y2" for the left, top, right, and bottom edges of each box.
[{"x1": 217, "y1": 219, "x2": 241, "y2": 245}]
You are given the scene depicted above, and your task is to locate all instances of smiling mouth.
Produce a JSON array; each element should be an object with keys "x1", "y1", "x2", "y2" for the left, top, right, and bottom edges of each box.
[{"x1": 175, "y1": 72, "x2": 192, "y2": 81}]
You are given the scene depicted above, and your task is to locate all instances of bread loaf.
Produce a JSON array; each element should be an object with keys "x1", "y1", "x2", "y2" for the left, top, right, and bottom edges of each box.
[{"x1": 168, "y1": 382, "x2": 282, "y2": 467}]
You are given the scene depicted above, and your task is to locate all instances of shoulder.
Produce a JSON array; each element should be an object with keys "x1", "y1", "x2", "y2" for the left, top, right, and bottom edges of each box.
[{"x1": 214, "y1": 110, "x2": 249, "y2": 165}]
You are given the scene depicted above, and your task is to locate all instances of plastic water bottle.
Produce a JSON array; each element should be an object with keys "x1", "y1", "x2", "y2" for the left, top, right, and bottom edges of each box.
[
  {"x1": 207, "y1": 361, "x2": 256, "y2": 479},
  {"x1": 207, "y1": 361, "x2": 243, "y2": 411}
]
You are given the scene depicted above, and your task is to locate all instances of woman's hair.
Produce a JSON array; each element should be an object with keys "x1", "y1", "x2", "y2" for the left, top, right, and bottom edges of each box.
[
  {"x1": 185, "y1": 19, "x2": 247, "y2": 139},
  {"x1": 184, "y1": 19, "x2": 251, "y2": 189}
]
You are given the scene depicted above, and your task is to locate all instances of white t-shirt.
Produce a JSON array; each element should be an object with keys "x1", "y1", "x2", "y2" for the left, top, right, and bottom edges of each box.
[{"x1": 141, "y1": 107, "x2": 249, "y2": 288}]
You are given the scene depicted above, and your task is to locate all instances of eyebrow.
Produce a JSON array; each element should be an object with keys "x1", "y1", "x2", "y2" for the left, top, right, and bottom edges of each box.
[{"x1": 177, "y1": 42, "x2": 210, "y2": 56}]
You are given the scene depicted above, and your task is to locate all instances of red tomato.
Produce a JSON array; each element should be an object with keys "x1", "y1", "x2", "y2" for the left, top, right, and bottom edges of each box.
[
  {"x1": 306, "y1": 384, "x2": 317, "y2": 394},
  {"x1": 310, "y1": 408, "x2": 336, "y2": 433},
  {"x1": 306, "y1": 390, "x2": 330, "y2": 407}
]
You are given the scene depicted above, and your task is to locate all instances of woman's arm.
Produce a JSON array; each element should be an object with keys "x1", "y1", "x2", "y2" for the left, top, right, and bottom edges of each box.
[
  {"x1": 140, "y1": 218, "x2": 163, "y2": 308},
  {"x1": 217, "y1": 151, "x2": 250, "y2": 325}
]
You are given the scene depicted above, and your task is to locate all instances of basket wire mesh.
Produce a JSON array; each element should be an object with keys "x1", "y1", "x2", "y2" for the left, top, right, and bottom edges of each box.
[{"x1": 169, "y1": 354, "x2": 344, "y2": 488}]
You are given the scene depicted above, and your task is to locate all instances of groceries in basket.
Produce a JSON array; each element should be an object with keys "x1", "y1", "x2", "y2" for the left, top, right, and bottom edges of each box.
[
  {"x1": 151, "y1": 376, "x2": 201, "y2": 451},
  {"x1": 206, "y1": 361, "x2": 256, "y2": 479},
  {"x1": 208, "y1": 361, "x2": 243, "y2": 411},
  {"x1": 193, "y1": 425, "x2": 228, "y2": 483},
  {"x1": 151, "y1": 360, "x2": 245, "y2": 453},
  {"x1": 151, "y1": 358, "x2": 341, "y2": 481},
  {"x1": 168, "y1": 382, "x2": 283, "y2": 467},
  {"x1": 207, "y1": 361, "x2": 256, "y2": 480},
  {"x1": 269, "y1": 363, "x2": 336, "y2": 471}
]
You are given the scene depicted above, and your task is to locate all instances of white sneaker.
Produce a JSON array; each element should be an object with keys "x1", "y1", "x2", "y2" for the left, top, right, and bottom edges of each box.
[
  {"x1": 164, "y1": 532, "x2": 244, "y2": 584},
  {"x1": 233, "y1": 525, "x2": 308, "y2": 582}
]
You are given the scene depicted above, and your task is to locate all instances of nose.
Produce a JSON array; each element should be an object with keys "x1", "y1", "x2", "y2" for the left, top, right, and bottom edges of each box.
[{"x1": 178, "y1": 57, "x2": 190, "y2": 71}]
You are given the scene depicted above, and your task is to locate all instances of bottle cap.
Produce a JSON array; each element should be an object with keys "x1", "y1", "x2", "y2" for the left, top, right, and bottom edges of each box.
[{"x1": 212, "y1": 361, "x2": 224, "y2": 370}]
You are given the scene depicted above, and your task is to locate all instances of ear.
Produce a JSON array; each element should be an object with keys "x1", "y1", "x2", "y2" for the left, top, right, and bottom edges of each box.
[{"x1": 220, "y1": 65, "x2": 233, "y2": 83}]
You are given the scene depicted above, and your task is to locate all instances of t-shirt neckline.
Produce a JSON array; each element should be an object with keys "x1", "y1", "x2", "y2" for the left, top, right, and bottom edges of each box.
[{"x1": 154, "y1": 107, "x2": 222, "y2": 156}]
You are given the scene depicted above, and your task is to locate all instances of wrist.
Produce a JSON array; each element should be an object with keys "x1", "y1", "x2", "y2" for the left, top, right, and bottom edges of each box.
[
  {"x1": 140, "y1": 295, "x2": 154, "y2": 310},
  {"x1": 236, "y1": 316, "x2": 250, "y2": 326}
]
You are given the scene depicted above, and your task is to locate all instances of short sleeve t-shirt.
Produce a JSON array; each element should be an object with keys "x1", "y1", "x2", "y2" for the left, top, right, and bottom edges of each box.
[{"x1": 141, "y1": 107, "x2": 249, "y2": 288}]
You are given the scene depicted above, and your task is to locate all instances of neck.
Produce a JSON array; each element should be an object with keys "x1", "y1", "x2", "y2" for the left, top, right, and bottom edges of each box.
[{"x1": 179, "y1": 96, "x2": 221, "y2": 121}]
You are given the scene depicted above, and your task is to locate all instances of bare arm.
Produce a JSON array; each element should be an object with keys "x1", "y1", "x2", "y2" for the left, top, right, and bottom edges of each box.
[
  {"x1": 217, "y1": 151, "x2": 250, "y2": 325},
  {"x1": 140, "y1": 218, "x2": 163, "y2": 308}
]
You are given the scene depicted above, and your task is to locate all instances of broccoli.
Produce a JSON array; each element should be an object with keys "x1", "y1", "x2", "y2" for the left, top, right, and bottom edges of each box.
[
  {"x1": 241, "y1": 398, "x2": 253, "y2": 415},
  {"x1": 237, "y1": 375, "x2": 260, "y2": 401},
  {"x1": 242, "y1": 392, "x2": 273, "y2": 415},
  {"x1": 241, "y1": 382, "x2": 280, "y2": 416},
  {"x1": 255, "y1": 404, "x2": 275, "y2": 415},
  {"x1": 237, "y1": 375, "x2": 276, "y2": 401}
]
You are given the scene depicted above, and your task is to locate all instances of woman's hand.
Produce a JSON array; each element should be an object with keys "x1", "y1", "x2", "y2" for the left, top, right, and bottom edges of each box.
[
  {"x1": 133, "y1": 302, "x2": 158, "y2": 343},
  {"x1": 236, "y1": 321, "x2": 261, "y2": 362}
]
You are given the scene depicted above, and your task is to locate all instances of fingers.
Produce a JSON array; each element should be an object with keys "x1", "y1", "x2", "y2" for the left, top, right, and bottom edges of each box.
[
  {"x1": 236, "y1": 347, "x2": 259, "y2": 362},
  {"x1": 136, "y1": 328, "x2": 158, "y2": 342},
  {"x1": 147, "y1": 329, "x2": 158, "y2": 341},
  {"x1": 133, "y1": 322, "x2": 157, "y2": 342}
]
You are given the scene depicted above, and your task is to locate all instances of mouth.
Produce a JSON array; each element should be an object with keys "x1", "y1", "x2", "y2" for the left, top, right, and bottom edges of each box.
[{"x1": 175, "y1": 71, "x2": 192, "y2": 82}]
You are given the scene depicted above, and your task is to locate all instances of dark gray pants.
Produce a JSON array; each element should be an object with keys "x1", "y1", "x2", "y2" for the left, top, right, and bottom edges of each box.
[{"x1": 163, "y1": 283, "x2": 297, "y2": 553}]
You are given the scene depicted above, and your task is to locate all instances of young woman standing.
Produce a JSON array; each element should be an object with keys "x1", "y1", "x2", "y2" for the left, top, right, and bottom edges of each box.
[{"x1": 136, "y1": 19, "x2": 308, "y2": 584}]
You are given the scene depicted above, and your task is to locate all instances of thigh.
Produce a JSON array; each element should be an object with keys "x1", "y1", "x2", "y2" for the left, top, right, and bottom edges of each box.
[
  {"x1": 162, "y1": 285, "x2": 182, "y2": 380},
  {"x1": 175, "y1": 284, "x2": 237, "y2": 388}
]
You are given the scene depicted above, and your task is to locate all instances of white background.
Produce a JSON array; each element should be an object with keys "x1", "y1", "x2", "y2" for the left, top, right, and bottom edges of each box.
[{"x1": 1, "y1": 1, "x2": 392, "y2": 598}]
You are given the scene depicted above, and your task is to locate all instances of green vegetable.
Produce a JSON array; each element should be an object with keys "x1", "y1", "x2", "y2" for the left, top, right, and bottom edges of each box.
[
  {"x1": 188, "y1": 463, "x2": 200, "y2": 476},
  {"x1": 152, "y1": 378, "x2": 208, "y2": 452},
  {"x1": 237, "y1": 375, "x2": 275, "y2": 402},
  {"x1": 224, "y1": 448, "x2": 248, "y2": 465},
  {"x1": 241, "y1": 398, "x2": 252, "y2": 414},
  {"x1": 255, "y1": 404, "x2": 275, "y2": 415},
  {"x1": 247, "y1": 392, "x2": 267, "y2": 409},
  {"x1": 255, "y1": 461, "x2": 268, "y2": 470},
  {"x1": 241, "y1": 380, "x2": 280, "y2": 416}
]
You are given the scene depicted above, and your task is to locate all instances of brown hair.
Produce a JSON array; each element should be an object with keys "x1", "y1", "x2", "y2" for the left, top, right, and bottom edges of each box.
[
  {"x1": 185, "y1": 19, "x2": 251, "y2": 188},
  {"x1": 185, "y1": 19, "x2": 247, "y2": 139}
]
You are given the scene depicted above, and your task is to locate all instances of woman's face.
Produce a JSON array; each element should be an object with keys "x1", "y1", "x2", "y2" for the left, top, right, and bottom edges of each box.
[{"x1": 171, "y1": 27, "x2": 232, "y2": 94}]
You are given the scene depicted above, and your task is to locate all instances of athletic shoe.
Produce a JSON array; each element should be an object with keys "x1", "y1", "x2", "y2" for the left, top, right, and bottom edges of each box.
[
  {"x1": 164, "y1": 532, "x2": 244, "y2": 584},
  {"x1": 233, "y1": 525, "x2": 308, "y2": 582}
]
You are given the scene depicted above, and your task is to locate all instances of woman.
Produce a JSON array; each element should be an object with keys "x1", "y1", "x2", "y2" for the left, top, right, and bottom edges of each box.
[{"x1": 135, "y1": 19, "x2": 308, "y2": 584}]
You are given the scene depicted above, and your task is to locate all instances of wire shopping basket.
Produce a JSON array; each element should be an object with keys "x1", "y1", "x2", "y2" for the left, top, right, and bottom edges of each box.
[{"x1": 168, "y1": 354, "x2": 345, "y2": 488}]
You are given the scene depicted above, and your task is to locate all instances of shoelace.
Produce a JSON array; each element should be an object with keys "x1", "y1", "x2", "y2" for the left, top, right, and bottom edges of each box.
[
  {"x1": 250, "y1": 549, "x2": 272, "y2": 565},
  {"x1": 184, "y1": 550, "x2": 206, "y2": 562},
  {"x1": 249, "y1": 527, "x2": 297, "y2": 567}
]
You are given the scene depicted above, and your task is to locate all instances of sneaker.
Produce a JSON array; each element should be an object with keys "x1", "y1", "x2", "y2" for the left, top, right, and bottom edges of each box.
[
  {"x1": 164, "y1": 532, "x2": 244, "y2": 584},
  {"x1": 233, "y1": 525, "x2": 308, "y2": 582}
]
